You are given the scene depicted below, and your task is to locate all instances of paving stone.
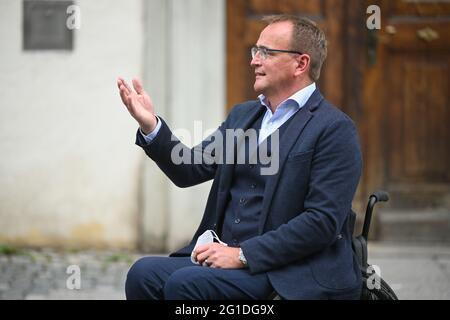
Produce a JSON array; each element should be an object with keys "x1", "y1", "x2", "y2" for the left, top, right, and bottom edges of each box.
[
  {"x1": 24, "y1": 294, "x2": 47, "y2": 300},
  {"x1": 0, "y1": 282, "x2": 11, "y2": 291},
  {"x1": 3, "y1": 288, "x2": 26, "y2": 300}
]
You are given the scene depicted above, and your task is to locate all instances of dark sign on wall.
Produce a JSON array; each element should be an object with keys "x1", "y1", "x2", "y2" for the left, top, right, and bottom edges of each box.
[{"x1": 23, "y1": 0, "x2": 74, "y2": 50}]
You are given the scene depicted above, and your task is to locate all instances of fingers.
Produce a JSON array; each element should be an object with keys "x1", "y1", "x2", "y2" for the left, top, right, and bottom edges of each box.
[
  {"x1": 118, "y1": 86, "x2": 131, "y2": 108},
  {"x1": 197, "y1": 254, "x2": 211, "y2": 266},
  {"x1": 132, "y1": 78, "x2": 144, "y2": 94},
  {"x1": 117, "y1": 78, "x2": 127, "y2": 93},
  {"x1": 196, "y1": 243, "x2": 223, "y2": 265},
  {"x1": 195, "y1": 245, "x2": 212, "y2": 265},
  {"x1": 117, "y1": 77, "x2": 135, "y2": 108},
  {"x1": 194, "y1": 243, "x2": 215, "y2": 259},
  {"x1": 117, "y1": 77, "x2": 127, "y2": 90},
  {"x1": 195, "y1": 244, "x2": 210, "y2": 254},
  {"x1": 119, "y1": 87, "x2": 129, "y2": 107},
  {"x1": 117, "y1": 77, "x2": 133, "y2": 94},
  {"x1": 122, "y1": 81, "x2": 133, "y2": 95},
  {"x1": 196, "y1": 252, "x2": 209, "y2": 264}
]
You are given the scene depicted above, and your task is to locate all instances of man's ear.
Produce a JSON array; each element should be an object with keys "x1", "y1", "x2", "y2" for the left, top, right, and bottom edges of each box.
[{"x1": 294, "y1": 54, "x2": 310, "y2": 77}]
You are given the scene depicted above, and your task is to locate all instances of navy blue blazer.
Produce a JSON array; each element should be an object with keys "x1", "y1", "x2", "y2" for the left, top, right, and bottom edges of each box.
[{"x1": 136, "y1": 89, "x2": 363, "y2": 299}]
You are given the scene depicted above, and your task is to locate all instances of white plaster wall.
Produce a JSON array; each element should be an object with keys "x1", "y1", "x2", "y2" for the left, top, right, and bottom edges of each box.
[
  {"x1": 142, "y1": 0, "x2": 225, "y2": 252},
  {"x1": 0, "y1": 0, "x2": 144, "y2": 249},
  {"x1": 167, "y1": 0, "x2": 225, "y2": 252},
  {"x1": 0, "y1": 0, "x2": 226, "y2": 251}
]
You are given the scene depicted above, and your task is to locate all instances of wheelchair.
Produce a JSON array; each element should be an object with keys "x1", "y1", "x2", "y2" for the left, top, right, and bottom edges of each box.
[
  {"x1": 271, "y1": 190, "x2": 399, "y2": 300},
  {"x1": 351, "y1": 190, "x2": 398, "y2": 300}
]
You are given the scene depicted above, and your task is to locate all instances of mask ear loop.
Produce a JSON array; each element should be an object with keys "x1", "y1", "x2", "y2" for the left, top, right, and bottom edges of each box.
[{"x1": 209, "y1": 230, "x2": 228, "y2": 246}]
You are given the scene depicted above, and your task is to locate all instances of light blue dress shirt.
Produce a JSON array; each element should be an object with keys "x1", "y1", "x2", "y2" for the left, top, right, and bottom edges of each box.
[
  {"x1": 140, "y1": 82, "x2": 316, "y2": 144},
  {"x1": 257, "y1": 82, "x2": 316, "y2": 144}
]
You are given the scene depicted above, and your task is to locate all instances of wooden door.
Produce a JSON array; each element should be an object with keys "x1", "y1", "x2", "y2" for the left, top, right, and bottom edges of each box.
[
  {"x1": 364, "y1": 0, "x2": 450, "y2": 204},
  {"x1": 362, "y1": 0, "x2": 450, "y2": 240},
  {"x1": 226, "y1": 0, "x2": 346, "y2": 110}
]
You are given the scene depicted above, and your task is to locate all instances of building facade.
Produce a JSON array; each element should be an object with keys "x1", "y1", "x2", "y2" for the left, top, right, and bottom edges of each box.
[{"x1": 0, "y1": 0, "x2": 448, "y2": 251}]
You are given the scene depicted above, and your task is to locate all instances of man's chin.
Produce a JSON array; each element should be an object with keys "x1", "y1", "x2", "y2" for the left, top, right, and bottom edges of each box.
[{"x1": 253, "y1": 82, "x2": 264, "y2": 95}]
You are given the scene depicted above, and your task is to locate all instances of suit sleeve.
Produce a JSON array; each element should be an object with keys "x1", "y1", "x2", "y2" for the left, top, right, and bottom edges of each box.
[
  {"x1": 240, "y1": 117, "x2": 363, "y2": 274},
  {"x1": 135, "y1": 117, "x2": 226, "y2": 188}
]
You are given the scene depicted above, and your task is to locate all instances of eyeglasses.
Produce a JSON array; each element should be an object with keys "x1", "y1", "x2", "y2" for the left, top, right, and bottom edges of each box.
[{"x1": 251, "y1": 45, "x2": 302, "y2": 60}]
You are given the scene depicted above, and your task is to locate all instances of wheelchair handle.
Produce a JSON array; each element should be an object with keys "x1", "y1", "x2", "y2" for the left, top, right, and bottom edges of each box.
[
  {"x1": 371, "y1": 190, "x2": 389, "y2": 202},
  {"x1": 361, "y1": 190, "x2": 389, "y2": 241}
]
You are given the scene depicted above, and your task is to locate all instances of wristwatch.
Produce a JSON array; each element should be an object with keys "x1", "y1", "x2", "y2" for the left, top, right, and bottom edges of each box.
[{"x1": 238, "y1": 248, "x2": 248, "y2": 267}]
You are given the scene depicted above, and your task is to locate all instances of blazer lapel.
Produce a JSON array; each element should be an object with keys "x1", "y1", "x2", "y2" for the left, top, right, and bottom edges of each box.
[{"x1": 258, "y1": 89, "x2": 324, "y2": 233}]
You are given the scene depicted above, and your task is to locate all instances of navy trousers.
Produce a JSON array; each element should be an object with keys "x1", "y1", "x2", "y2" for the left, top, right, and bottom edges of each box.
[{"x1": 125, "y1": 256, "x2": 274, "y2": 300}]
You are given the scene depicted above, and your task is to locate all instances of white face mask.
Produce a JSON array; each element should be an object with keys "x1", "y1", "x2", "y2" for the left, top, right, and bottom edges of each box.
[{"x1": 191, "y1": 230, "x2": 227, "y2": 265}]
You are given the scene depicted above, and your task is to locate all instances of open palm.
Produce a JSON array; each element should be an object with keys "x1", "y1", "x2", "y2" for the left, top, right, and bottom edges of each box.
[{"x1": 117, "y1": 77, "x2": 157, "y2": 133}]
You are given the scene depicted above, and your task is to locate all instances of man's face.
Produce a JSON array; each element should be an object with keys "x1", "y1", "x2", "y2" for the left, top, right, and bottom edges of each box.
[{"x1": 251, "y1": 21, "x2": 298, "y2": 98}]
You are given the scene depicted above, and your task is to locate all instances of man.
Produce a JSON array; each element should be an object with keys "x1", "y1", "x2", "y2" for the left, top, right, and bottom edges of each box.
[{"x1": 118, "y1": 15, "x2": 362, "y2": 300}]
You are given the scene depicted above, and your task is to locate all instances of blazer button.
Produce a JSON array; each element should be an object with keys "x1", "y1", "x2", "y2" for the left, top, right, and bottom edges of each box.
[
  {"x1": 239, "y1": 198, "x2": 245, "y2": 204},
  {"x1": 337, "y1": 234, "x2": 343, "y2": 240},
  {"x1": 234, "y1": 218, "x2": 241, "y2": 224},
  {"x1": 250, "y1": 184, "x2": 256, "y2": 189}
]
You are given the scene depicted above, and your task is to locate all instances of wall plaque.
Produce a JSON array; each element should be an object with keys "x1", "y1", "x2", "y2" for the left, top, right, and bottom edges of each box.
[{"x1": 23, "y1": 0, "x2": 74, "y2": 50}]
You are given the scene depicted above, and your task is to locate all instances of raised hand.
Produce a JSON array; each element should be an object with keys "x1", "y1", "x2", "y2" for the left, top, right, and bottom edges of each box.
[{"x1": 117, "y1": 77, "x2": 157, "y2": 134}]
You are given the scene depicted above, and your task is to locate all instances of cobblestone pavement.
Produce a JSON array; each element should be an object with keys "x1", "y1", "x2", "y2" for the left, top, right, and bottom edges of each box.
[
  {"x1": 368, "y1": 242, "x2": 450, "y2": 300},
  {"x1": 1, "y1": 242, "x2": 449, "y2": 300},
  {"x1": 0, "y1": 249, "x2": 149, "y2": 300}
]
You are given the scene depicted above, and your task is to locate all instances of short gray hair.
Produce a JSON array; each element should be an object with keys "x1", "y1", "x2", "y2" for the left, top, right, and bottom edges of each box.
[{"x1": 263, "y1": 15, "x2": 327, "y2": 81}]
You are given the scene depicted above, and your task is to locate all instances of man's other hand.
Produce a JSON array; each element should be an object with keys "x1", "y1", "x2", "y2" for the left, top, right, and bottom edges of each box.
[
  {"x1": 117, "y1": 77, "x2": 157, "y2": 134},
  {"x1": 194, "y1": 243, "x2": 245, "y2": 269}
]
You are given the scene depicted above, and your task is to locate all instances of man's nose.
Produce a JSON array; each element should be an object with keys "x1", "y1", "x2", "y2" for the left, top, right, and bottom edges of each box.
[{"x1": 250, "y1": 54, "x2": 261, "y2": 67}]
